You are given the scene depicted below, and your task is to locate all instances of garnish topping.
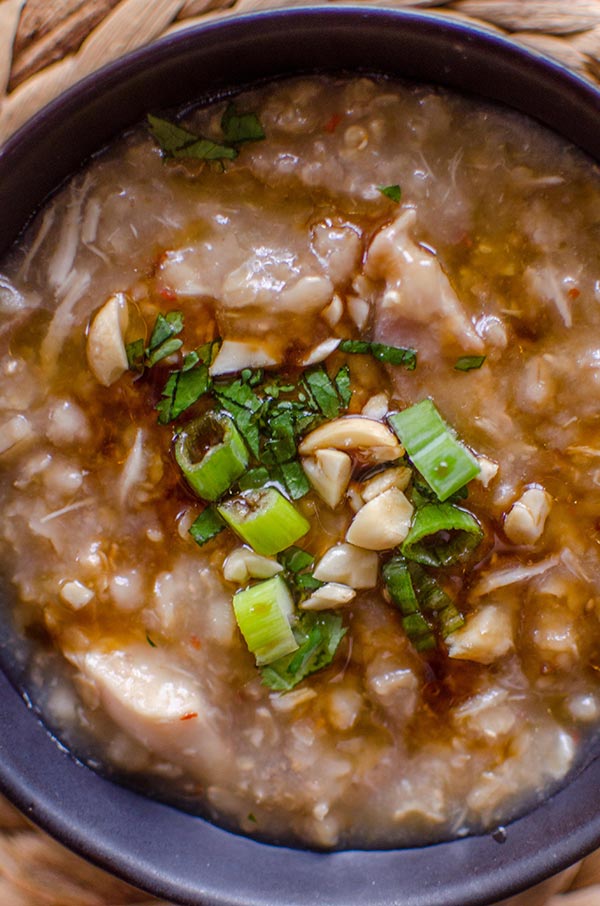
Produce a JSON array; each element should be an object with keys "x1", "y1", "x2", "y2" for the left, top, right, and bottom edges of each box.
[
  {"x1": 123, "y1": 311, "x2": 489, "y2": 690},
  {"x1": 388, "y1": 399, "x2": 480, "y2": 501},
  {"x1": 147, "y1": 103, "x2": 265, "y2": 163},
  {"x1": 338, "y1": 339, "x2": 417, "y2": 370},
  {"x1": 377, "y1": 184, "x2": 402, "y2": 203},
  {"x1": 454, "y1": 355, "x2": 486, "y2": 372},
  {"x1": 260, "y1": 612, "x2": 346, "y2": 691}
]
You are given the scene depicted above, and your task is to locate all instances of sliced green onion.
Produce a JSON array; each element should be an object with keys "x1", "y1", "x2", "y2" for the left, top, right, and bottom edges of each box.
[
  {"x1": 438, "y1": 602, "x2": 465, "y2": 637},
  {"x1": 175, "y1": 412, "x2": 249, "y2": 501},
  {"x1": 401, "y1": 502, "x2": 483, "y2": 567},
  {"x1": 217, "y1": 488, "x2": 310, "y2": 556},
  {"x1": 382, "y1": 556, "x2": 435, "y2": 651},
  {"x1": 189, "y1": 506, "x2": 226, "y2": 547},
  {"x1": 388, "y1": 399, "x2": 479, "y2": 501},
  {"x1": 233, "y1": 576, "x2": 298, "y2": 666},
  {"x1": 407, "y1": 561, "x2": 465, "y2": 638},
  {"x1": 383, "y1": 555, "x2": 464, "y2": 648}
]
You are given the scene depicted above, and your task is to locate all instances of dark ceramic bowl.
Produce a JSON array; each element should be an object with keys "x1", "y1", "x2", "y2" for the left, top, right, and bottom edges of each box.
[{"x1": 2, "y1": 7, "x2": 600, "y2": 906}]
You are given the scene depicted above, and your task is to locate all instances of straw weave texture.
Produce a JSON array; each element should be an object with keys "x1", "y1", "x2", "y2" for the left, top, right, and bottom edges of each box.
[{"x1": 2, "y1": 1, "x2": 600, "y2": 904}]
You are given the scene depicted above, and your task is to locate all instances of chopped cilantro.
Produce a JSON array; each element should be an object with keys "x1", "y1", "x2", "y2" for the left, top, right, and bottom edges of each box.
[
  {"x1": 156, "y1": 341, "x2": 218, "y2": 425},
  {"x1": 221, "y1": 103, "x2": 266, "y2": 143},
  {"x1": 277, "y1": 547, "x2": 323, "y2": 599},
  {"x1": 334, "y1": 364, "x2": 352, "y2": 407},
  {"x1": 303, "y1": 365, "x2": 342, "y2": 419},
  {"x1": 147, "y1": 106, "x2": 265, "y2": 164},
  {"x1": 278, "y1": 546, "x2": 315, "y2": 573},
  {"x1": 278, "y1": 460, "x2": 311, "y2": 500},
  {"x1": 238, "y1": 467, "x2": 271, "y2": 491},
  {"x1": 146, "y1": 633, "x2": 157, "y2": 648},
  {"x1": 454, "y1": 355, "x2": 486, "y2": 372},
  {"x1": 127, "y1": 310, "x2": 185, "y2": 376},
  {"x1": 378, "y1": 184, "x2": 402, "y2": 203},
  {"x1": 148, "y1": 311, "x2": 184, "y2": 351},
  {"x1": 146, "y1": 336, "x2": 183, "y2": 367},
  {"x1": 172, "y1": 139, "x2": 238, "y2": 162},
  {"x1": 339, "y1": 339, "x2": 416, "y2": 370},
  {"x1": 126, "y1": 338, "x2": 144, "y2": 370},
  {"x1": 147, "y1": 114, "x2": 198, "y2": 154},
  {"x1": 189, "y1": 507, "x2": 226, "y2": 546},
  {"x1": 261, "y1": 612, "x2": 346, "y2": 692}
]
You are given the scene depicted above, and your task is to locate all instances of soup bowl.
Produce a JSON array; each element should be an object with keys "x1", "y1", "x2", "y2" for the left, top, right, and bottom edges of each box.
[{"x1": 1, "y1": 6, "x2": 600, "y2": 905}]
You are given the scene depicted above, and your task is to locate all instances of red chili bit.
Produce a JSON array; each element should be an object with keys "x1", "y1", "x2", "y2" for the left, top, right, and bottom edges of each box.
[
  {"x1": 567, "y1": 286, "x2": 581, "y2": 300},
  {"x1": 160, "y1": 287, "x2": 178, "y2": 302},
  {"x1": 180, "y1": 712, "x2": 198, "y2": 721},
  {"x1": 324, "y1": 113, "x2": 342, "y2": 134},
  {"x1": 190, "y1": 635, "x2": 202, "y2": 650}
]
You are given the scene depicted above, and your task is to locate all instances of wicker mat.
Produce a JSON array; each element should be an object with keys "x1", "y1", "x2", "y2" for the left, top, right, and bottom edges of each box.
[{"x1": 3, "y1": 1, "x2": 600, "y2": 904}]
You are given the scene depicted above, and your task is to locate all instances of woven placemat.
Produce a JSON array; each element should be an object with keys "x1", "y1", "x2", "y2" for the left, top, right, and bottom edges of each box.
[{"x1": 3, "y1": 1, "x2": 600, "y2": 904}]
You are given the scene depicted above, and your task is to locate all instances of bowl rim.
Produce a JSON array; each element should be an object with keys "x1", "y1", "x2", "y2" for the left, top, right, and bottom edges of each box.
[{"x1": 2, "y1": 6, "x2": 600, "y2": 906}]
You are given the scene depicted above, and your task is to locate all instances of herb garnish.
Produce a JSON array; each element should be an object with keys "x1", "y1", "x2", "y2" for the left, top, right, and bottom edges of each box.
[
  {"x1": 339, "y1": 339, "x2": 417, "y2": 370},
  {"x1": 278, "y1": 546, "x2": 324, "y2": 599},
  {"x1": 126, "y1": 310, "x2": 184, "y2": 372},
  {"x1": 189, "y1": 507, "x2": 226, "y2": 546},
  {"x1": 378, "y1": 184, "x2": 402, "y2": 203},
  {"x1": 221, "y1": 103, "x2": 266, "y2": 143},
  {"x1": 147, "y1": 103, "x2": 265, "y2": 163},
  {"x1": 454, "y1": 355, "x2": 486, "y2": 372},
  {"x1": 146, "y1": 633, "x2": 157, "y2": 648},
  {"x1": 260, "y1": 612, "x2": 346, "y2": 691},
  {"x1": 157, "y1": 340, "x2": 218, "y2": 424}
]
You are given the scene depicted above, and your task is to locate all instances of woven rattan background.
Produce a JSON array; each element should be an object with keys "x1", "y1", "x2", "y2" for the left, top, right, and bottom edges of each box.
[{"x1": 3, "y1": 1, "x2": 600, "y2": 903}]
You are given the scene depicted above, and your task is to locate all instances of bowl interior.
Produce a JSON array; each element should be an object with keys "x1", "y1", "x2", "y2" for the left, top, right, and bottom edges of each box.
[{"x1": 1, "y1": 8, "x2": 600, "y2": 906}]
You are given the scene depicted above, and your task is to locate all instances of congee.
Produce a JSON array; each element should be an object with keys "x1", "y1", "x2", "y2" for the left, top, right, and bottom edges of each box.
[{"x1": 1, "y1": 75, "x2": 600, "y2": 848}]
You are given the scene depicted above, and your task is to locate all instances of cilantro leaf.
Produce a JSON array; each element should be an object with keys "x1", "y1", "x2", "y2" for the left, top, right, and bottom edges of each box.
[
  {"x1": 147, "y1": 114, "x2": 198, "y2": 154},
  {"x1": 279, "y1": 460, "x2": 311, "y2": 500},
  {"x1": 189, "y1": 507, "x2": 225, "y2": 546},
  {"x1": 221, "y1": 103, "x2": 266, "y2": 144},
  {"x1": 148, "y1": 311, "x2": 184, "y2": 351},
  {"x1": 261, "y1": 612, "x2": 346, "y2": 692},
  {"x1": 278, "y1": 546, "x2": 315, "y2": 573},
  {"x1": 454, "y1": 355, "x2": 486, "y2": 372},
  {"x1": 126, "y1": 338, "x2": 144, "y2": 370},
  {"x1": 172, "y1": 139, "x2": 238, "y2": 162},
  {"x1": 238, "y1": 466, "x2": 271, "y2": 490},
  {"x1": 146, "y1": 336, "x2": 183, "y2": 366},
  {"x1": 378, "y1": 184, "x2": 402, "y2": 203},
  {"x1": 334, "y1": 364, "x2": 352, "y2": 407},
  {"x1": 339, "y1": 339, "x2": 416, "y2": 371},
  {"x1": 303, "y1": 365, "x2": 342, "y2": 419}
]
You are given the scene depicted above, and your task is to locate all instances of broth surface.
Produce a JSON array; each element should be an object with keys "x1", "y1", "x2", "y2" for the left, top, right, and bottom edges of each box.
[{"x1": 1, "y1": 76, "x2": 600, "y2": 848}]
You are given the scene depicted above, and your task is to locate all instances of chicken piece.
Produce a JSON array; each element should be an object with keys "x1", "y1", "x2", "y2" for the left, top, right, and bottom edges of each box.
[
  {"x1": 447, "y1": 604, "x2": 513, "y2": 664},
  {"x1": 68, "y1": 644, "x2": 228, "y2": 772},
  {"x1": 311, "y1": 220, "x2": 362, "y2": 287},
  {"x1": 504, "y1": 486, "x2": 552, "y2": 545},
  {"x1": 364, "y1": 209, "x2": 483, "y2": 352}
]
